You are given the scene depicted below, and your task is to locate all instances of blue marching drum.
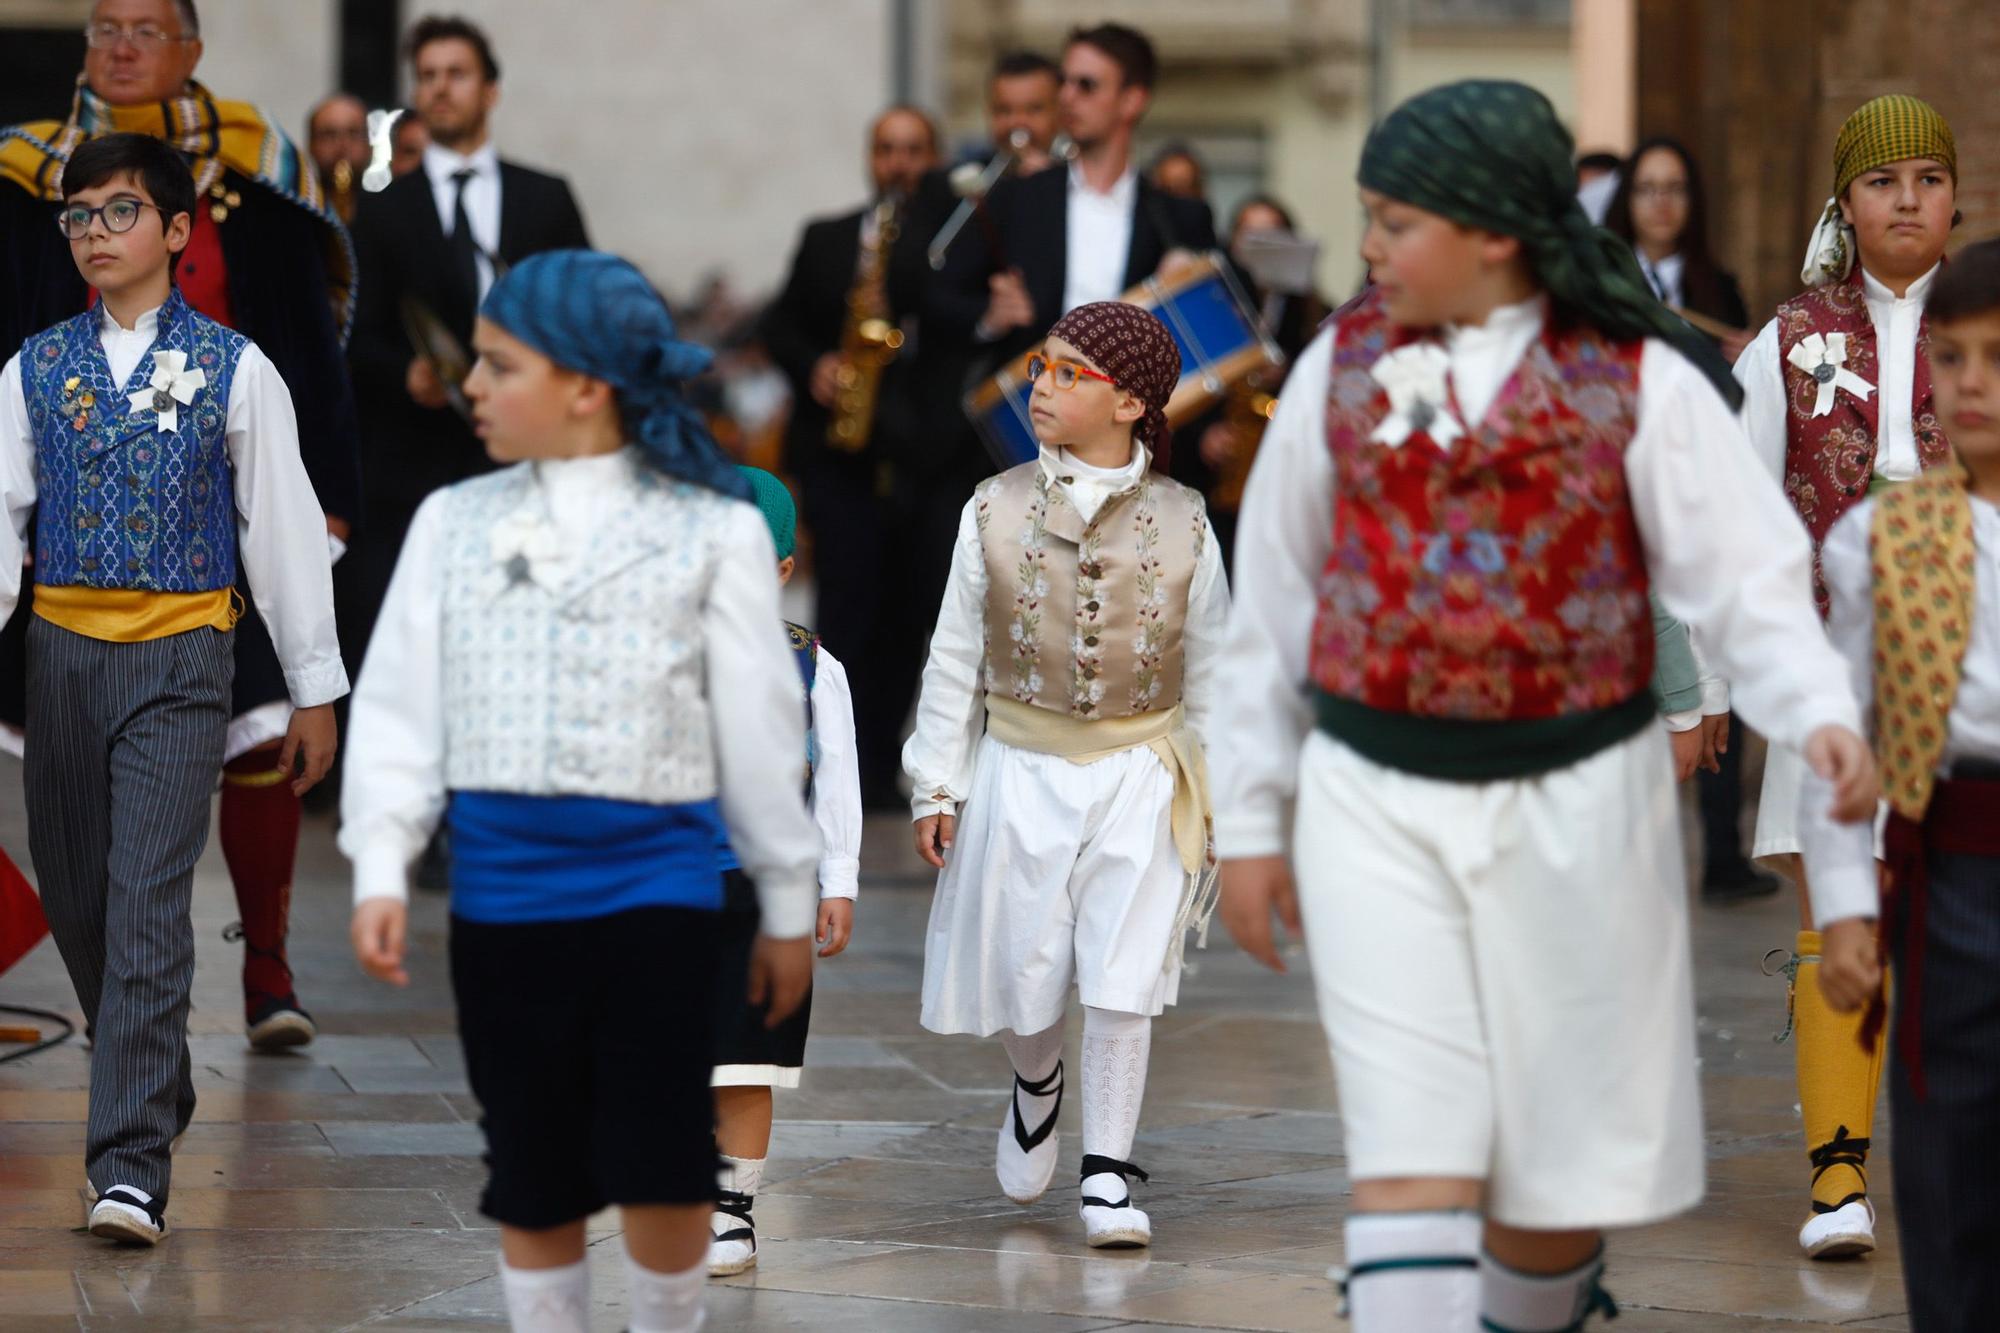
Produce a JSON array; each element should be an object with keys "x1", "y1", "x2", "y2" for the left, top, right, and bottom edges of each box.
[{"x1": 964, "y1": 251, "x2": 1283, "y2": 469}]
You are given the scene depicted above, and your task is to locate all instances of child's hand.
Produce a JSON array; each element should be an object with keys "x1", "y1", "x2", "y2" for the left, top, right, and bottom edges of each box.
[
  {"x1": 1805, "y1": 725, "x2": 1879, "y2": 822},
  {"x1": 280, "y1": 704, "x2": 339, "y2": 796},
  {"x1": 913, "y1": 813, "x2": 956, "y2": 869},
  {"x1": 1817, "y1": 916, "x2": 1882, "y2": 1013},
  {"x1": 816, "y1": 898, "x2": 854, "y2": 958},
  {"x1": 1218, "y1": 856, "x2": 1301, "y2": 974},
  {"x1": 749, "y1": 933, "x2": 813, "y2": 1027},
  {"x1": 1669, "y1": 724, "x2": 1702, "y2": 782},
  {"x1": 351, "y1": 898, "x2": 408, "y2": 986},
  {"x1": 1699, "y1": 713, "x2": 1730, "y2": 773}
]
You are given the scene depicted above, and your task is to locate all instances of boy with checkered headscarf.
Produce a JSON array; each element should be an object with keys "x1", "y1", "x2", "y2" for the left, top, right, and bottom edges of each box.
[
  {"x1": 1210, "y1": 80, "x2": 1875, "y2": 1330},
  {"x1": 904, "y1": 301, "x2": 1229, "y2": 1250},
  {"x1": 1734, "y1": 92, "x2": 1960, "y2": 1261}
]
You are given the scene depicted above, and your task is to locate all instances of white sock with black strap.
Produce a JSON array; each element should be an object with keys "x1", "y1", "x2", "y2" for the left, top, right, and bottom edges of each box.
[
  {"x1": 1480, "y1": 1244, "x2": 1619, "y2": 1332},
  {"x1": 498, "y1": 1256, "x2": 589, "y2": 1333},
  {"x1": 1340, "y1": 1211, "x2": 1482, "y2": 1332},
  {"x1": 996, "y1": 1021, "x2": 1065, "y2": 1203}
]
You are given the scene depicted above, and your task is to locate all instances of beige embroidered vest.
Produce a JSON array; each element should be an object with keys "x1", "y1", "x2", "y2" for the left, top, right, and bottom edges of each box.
[{"x1": 976, "y1": 458, "x2": 1207, "y2": 719}]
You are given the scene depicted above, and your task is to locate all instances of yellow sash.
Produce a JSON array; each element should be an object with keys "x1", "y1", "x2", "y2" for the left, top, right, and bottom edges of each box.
[
  {"x1": 983, "y1": 694, "x2": 1210, "y2": 875},
  {"x1": 1868, "y1": 467, "x2": 1976, "y2": 820},
  {"x1": 33, "y1": 584, "x2": 240, "y2": 642}
]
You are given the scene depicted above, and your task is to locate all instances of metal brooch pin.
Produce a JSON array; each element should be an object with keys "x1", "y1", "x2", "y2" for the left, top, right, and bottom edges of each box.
[{"x1": 1814, "y1": 362, "x2": 1837, "y2": 385}]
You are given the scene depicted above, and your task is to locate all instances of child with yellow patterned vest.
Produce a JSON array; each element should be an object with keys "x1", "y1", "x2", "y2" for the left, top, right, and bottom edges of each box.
[
  {"x1": 1803, "y1": 237, "x2": 2000, "y2": 1331},
  {"x1": 905, "y1": 301, "x2": 1227, "y2": 1250}
]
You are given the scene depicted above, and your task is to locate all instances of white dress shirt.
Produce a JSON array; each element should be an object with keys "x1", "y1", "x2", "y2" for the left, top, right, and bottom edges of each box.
[
  {"x1": 0, "y1": 302, "x2": 348, "y2": 708},
  {"x1": 1634, "y1": 250, "x2": 1685, "y2": 307},
  {"x1": 1062, "y1": 163, "x2": 1137, "y2": 316},
  {"x1": 423, "y1": 140, "x2": 503, "y2": 304},
  {"x1": 1798, "y1": 493, "x2": 2000, "y2": 926},
  {"x1": 903, "y1": 444, "x2": 1231, "y2": 819},
  {"x1": 1736, "y1": 263, "x2": 1942, "y2": 485},
  {"x1": 340, "y1": 451, "x2": 822, "y2": 937},
  {"x1": 1211, "y1": 297, "x2": 1862, "y2": 859}
]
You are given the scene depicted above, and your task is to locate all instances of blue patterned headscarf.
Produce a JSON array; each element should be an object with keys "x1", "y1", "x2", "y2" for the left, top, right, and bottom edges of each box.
[{"x1": 479, "y1": 250, "x2": 752, "y2": 501}]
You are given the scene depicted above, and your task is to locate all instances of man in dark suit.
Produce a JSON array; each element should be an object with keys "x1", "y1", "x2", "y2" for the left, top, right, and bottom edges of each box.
[
  {"x1": 927, "y1": 23, "x2": 1217, "y2": 374},
  {"x1": 344, "y1": 14, "x2": 588, "y2": 665},
  {"x1": 760, "y1": 105, "x2": 938, "y2": 808}
]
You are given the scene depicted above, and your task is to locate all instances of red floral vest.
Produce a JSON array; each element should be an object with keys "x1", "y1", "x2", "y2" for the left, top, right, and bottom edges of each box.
[
  {"x1": 1308, "y1": 292, "x2": 1654, "y2": 721},
  {"x1": 1775, "y1": 270, "x2": 1950, "y2": 614}
]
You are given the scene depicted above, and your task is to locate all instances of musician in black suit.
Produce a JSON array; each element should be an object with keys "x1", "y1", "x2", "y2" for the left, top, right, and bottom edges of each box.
[
  {"x1": 760, "y1": 105, "x2": 938, "y2": 808},
  {"x1": 926, "y1": 24, "x2": 1217, "y2": 373},
  {"x1": 344, "y1": 14, "x2": 588, "y2": 665}
]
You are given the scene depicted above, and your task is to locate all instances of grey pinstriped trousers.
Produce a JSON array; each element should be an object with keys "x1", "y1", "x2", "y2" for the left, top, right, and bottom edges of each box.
[{"x1": 23, "y1": 616, "x2": 233, "y2": 1204}]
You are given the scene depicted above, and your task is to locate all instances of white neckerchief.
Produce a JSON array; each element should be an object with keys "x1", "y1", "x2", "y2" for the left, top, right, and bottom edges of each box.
[
  {"x1": 1042, "y1": 443, "x2": 1144, "y2": 524},
  {"x1": 1441, "y1": 294, "x2": 1547, "y2": 429}
]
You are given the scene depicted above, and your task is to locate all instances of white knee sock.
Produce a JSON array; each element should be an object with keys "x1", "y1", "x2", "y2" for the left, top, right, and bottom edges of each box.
[
  {"x1": 624, "y1": 1249, "x2": 706, "y2": 1333},
  {"x1": 1342, "y1": 1211, "x2": 1482, "y2": 1332},
  {"x1": 498, "y1": 1256, "x2": 589, "y2": 1333},
  {"x1": 1000, "y1": 1019, "x2": 1066, "y2": 1123},
  {"x1": 1081, "y1": 1006, "x2": 1150, "y2": 1162},
  {"x1": 717, "y1": 1154, "x2": 763, "y2": 1201},
  {"x1": 1480, "y1": 1245, "x2": 1615, "y2": 1332}
]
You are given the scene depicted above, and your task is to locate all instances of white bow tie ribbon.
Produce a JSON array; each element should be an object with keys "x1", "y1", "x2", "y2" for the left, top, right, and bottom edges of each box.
[
  {"x1": 1785, "y1": 332, "x2": 1874, "y2": 418},
  {"x1": 1368, "y1": 343, "x2": 1465, "y2": 450},
  {"x1": 488, "y1": 507, "x2": 567, "y2": 593},
  {"x1": 125, "y1": 350, "x2": 207, "y2": 434}
]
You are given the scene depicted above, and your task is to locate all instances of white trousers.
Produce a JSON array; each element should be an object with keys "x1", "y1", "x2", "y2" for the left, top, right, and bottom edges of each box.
[
  {"x1": 921, "y1": 735, "x2": 1184, "y2": 1037},
  {"x1": 1293, "y1": 727, "x2": 1706, "y2": 1229}
]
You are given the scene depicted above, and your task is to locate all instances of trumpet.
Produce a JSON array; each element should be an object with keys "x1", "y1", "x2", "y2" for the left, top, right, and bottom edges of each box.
[
  {"x1": 927, "y1": 131, "x2": 1075, "y2": 271},
  {"x1": 826, "y1": 198, "x2": 904, "y2": 451}
]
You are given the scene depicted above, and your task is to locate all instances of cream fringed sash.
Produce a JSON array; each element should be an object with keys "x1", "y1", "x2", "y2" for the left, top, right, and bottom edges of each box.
[{"x1": 983, "y1": 695, "x2": 1219, "y2": 968}]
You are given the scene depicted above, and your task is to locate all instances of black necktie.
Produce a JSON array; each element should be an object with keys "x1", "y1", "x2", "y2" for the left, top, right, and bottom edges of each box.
[{"x1": 449, "y1": 167, "x2": 482, "y2": 315}]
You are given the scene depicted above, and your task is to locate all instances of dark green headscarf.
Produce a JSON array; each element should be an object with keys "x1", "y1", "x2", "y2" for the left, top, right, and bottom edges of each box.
[{"x1": 1358, "y1": 79, "x2": 1742, "y2": 410}]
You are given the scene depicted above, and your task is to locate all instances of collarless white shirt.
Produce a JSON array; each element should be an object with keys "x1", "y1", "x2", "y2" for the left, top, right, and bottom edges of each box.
[
  {"x1": 423, "y1": 140, "x2": 503, "y2": 303},
  {"x1": 1441, "y1": 294, "x2": 1547, "y2": 428},
  {"x1": 1062, "y1": 163, "x2": 1137, "y2": 316},
  {"x1": 0, "y1": 301, "x2": 349, "y2": 708},
  {"x1": 1735, "y1": 261, "x2": 1941, "y2": 485}
]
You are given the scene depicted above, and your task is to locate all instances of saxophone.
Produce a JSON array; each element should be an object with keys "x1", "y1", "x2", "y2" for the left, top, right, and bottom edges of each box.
[
  {"x1": 1211, "y1": 362, "x2": 1282, "y2": 510},
  {"x1": 826, "y1": 198, "x2": 905, "y2": 451}
]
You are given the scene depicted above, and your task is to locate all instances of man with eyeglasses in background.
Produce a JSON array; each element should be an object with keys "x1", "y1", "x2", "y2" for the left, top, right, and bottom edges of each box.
[{"x1": 0, "y1": 0, "x2": 362, "y2": 1056}]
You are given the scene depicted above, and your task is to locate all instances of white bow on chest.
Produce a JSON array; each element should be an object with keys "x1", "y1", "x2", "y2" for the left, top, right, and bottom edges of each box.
[{"x1": 1368, "y1": 343, "x2": 1465, "y2": 450}]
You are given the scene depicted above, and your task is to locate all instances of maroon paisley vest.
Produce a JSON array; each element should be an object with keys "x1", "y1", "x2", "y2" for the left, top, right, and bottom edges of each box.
[{"x1": 1776, "y1": 269, "x2": 1951, "y2": 614}]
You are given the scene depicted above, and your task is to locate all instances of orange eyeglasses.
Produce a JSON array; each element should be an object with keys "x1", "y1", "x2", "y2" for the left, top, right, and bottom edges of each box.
[{"x1": 1025, "y1": 354, "x2": 1116, "y2": 391}]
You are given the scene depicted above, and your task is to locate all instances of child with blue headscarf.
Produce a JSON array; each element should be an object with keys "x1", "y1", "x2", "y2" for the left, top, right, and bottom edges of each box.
[{"x1": 340, "y1": 250, "x2": 819, "y2": 1333}]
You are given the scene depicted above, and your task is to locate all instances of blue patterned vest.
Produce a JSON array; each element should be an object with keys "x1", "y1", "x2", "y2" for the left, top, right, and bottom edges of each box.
[{"x1": 22, "y1": 288, "x2": 244, "y2": 591}]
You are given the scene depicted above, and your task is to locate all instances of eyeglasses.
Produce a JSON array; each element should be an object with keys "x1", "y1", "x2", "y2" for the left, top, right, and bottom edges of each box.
[
  {"x1": 1633, "y1": 182, "x2": 1688, "y2": 202},
  {"x1": 56, "y1": 198, "x2": 165, "y2": 240},
  {"x1": 1026, "y1": 354, "x2": 1115, "y2": 391},
  {"x1": 84, "y1": 20, "x2": 193, "y2": 50}
]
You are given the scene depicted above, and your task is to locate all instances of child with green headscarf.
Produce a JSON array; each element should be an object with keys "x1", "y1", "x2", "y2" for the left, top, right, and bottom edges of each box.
[
  {"x1": 1209, "y1": 80, "x2": 1878, "y2": 1332},
  {"x1": 1733, "y1": 92, "x2": 1960, "y2": 1263}
]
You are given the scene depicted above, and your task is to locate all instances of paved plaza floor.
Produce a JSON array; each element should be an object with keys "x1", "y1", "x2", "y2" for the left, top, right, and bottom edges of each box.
[{"x1": 0, "y1": 763, "x2": 1911, "y2": 1330}]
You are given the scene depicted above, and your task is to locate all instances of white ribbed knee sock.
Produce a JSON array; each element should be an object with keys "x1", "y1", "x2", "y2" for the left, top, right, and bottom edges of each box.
[
  {"x1": 624, "y1": 1249, "x2": 705, "y2": 1333},
  {"x1": 1342, "y1": 1211, "x2": 1482, "y2": 1332},
  {"x1": 498, "y1": 1256, "x2": 589, "y2": 1333},
  {"x1": 1081, "y1": 1006, "x2": 1150, "y2": 1162},
  {"x1": 1480, "y1": 1245, "x2": 1614, "y2": 1332}
]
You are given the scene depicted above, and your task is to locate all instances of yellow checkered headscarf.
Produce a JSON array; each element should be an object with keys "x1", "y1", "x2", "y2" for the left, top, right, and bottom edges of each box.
[
  {"x1": 1833, "y1": 94, "x2": 1956, "y2": 198},
  {"x1": 1802, "y1": 94, "x2": 1957, "y2": 287}
]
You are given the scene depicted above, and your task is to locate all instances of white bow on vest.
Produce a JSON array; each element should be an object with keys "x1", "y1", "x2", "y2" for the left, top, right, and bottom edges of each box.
[
  {"x1": 1369, "y1": 343, "x2": 1464, "y2": 449},
  {"x1": 126, "y1": 349, "x2": 206, "y2": 434},
  {"x1": 1786, "y1": 331, "x2": 1874, "y2": 418}
]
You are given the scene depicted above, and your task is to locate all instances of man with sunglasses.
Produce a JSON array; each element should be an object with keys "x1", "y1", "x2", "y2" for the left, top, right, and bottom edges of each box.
[
  {"x1": 924, "y1": 23, "x2": 1217, "y2": 374},
  {"x1": 0, "y1": 0, "x2": 362, "y2": 1054}
]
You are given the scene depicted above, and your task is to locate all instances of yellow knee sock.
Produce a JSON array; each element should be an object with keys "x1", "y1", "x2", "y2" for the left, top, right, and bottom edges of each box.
[{"x1": 1791, "y1": 929, "x2": 1885, "y2": 1211}]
